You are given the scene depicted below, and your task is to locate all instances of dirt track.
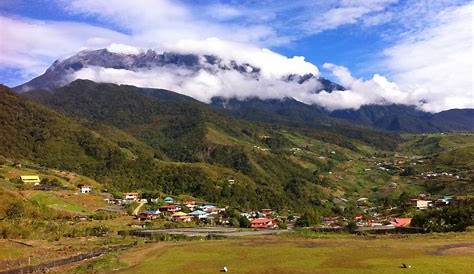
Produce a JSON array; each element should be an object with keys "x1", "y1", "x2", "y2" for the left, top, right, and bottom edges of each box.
[{"x1": 133, "y1": 227, "x2": 285, "y2": 237}]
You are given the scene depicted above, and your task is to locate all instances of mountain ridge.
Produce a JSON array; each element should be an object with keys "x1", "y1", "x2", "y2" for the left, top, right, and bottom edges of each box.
[{"x1": 12, "y1": 48, "x2": 474, "y2": 134}]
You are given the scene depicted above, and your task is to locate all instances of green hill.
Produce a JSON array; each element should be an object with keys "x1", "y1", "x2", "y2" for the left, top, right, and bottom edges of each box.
[{"x1": 2, "y1": 81, "x2": 473, "y2": 212}]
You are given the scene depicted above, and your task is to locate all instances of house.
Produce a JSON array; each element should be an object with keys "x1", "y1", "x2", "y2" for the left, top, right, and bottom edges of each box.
[
  {"x1": 124, "y1": 192, "x2": 139, "y2": 201},
  {"x1": 390, "y1": 218, "x2": 412, "y2": 228},
  {"x1": 80, "y1": 185, "x2": 91, "y2": 193},
  {"x1": 356, "y1": 197, "x2": 369, "y2": 205},
  {"x1": 138, "y1": 210, "x2": 161, "y2": 220},
  {"x1": 159, "y1": 205, "x2": 178, "y2": 213},
  {"x1": 163, "y1": 197, "x2": 174, "y2": 204},
  {"x1": 188, "y1": 210, "x2": 210, "y2": 219},
  {"x1": 260, "y1": 209, "x2": 273, "y2": 217},
  {"x1": 200, "y1": 204, "x2": 216, "y2": 212},
  {"x1": 20, "y1": 175, "x2": 40, "y2": 185},
  {"x1": 250, "y1": 218, "x2": 278, "y2": 229},
  {"x1": 411, "y1": 199, "x2": 431, "y2": 209},
  {"x1": 183, "y1": 199, "x2": 195, "y2": 206},
  {"x1": 435, "y1": 196, "x2": 453, "y2": 206},
  {"x1": 172, "y1": 211, "x2": 192, "y2": 222}
]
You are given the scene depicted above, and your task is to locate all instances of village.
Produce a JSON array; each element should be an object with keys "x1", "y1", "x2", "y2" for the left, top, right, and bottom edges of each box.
[{"x1": 16, "y1": 171, "x2": 467, "y2": 234}]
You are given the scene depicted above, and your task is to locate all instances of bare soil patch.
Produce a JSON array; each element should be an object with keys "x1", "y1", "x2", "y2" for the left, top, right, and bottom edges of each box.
[{"x1": 431, "y1": 243, "x2": 474, "y2": 256}]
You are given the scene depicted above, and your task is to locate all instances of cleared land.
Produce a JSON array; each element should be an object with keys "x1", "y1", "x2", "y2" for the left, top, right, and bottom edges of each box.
[{"x1": 99, "y1": 233, "x2": 474, "y2": 274}]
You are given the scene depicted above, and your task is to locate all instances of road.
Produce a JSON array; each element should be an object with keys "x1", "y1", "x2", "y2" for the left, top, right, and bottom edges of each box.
[{"x1": 132, "y1": 227, "x2": 287, "y2": 237}]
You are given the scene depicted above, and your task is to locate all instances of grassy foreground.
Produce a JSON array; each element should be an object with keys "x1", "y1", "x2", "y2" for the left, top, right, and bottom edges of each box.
[{"x1": 94, "y1": 233, "x2": 474, "y2": 274}]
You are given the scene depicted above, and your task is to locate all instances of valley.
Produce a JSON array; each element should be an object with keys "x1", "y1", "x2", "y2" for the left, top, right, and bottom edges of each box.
[
  {"x1": 1, "y1": 1, "x2": 473, "y2": 273},
  {"x1": 0, "y1": 80, "x2": 472, "y2": 273}
]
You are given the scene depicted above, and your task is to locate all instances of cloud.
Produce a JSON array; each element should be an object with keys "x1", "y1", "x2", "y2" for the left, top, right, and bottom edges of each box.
[
  {"x1": 304, "y1": 0, "x2": 398, "y2": 34},
  {"x1": 166, "y1": 38, "x2": 319, "y2": 78},
  {"x1": 71, "y1": 64, "x2": 322, "y2": 103},
  {"x1": 60, "y1": 0, "x2": 283, "y2": 47},
  {"x1": 1, "y1": 0, "x2": 472, "y2": 112},
  {"x1": 0, "y1": 16, "x2": 129, "y2": 84},
  {"x1": 307, "y1": 63, "x2": 409, "y2": 110},
  {"x1": 381, "y1": 3, "x2": 474, "y2": 112}
]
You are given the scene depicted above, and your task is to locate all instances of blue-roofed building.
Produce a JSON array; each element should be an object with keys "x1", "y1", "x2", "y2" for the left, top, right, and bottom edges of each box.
[
  {"x1": 188, "y1": 210, "x2": 210, "y2": 219},
  {"x1": 144, "y1": 209, "x2": 161, "y2": 214},
  {"x1": 164, "y1": 197, "x2": 174, "y2": 204}
]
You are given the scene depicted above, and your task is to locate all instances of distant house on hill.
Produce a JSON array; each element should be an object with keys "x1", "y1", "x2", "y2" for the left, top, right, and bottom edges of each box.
[
  {"x1": 188, "y1": 210, "x2": 210, "y2": 219},
  {"x1": 172, "y1": 211, "x2": 192, "y2": 222},
  {"x1": 20, "y1": 175, "x2": 40, "y2": 185},
  {"x1": 250, "y1": 218, "x2": 277, "y2": 229},
  {"x1": 124, "y1": 192, "x2": 139, "y2": 201},
  {"x1": 411, "y1": 199, "x2": 431, "y2": 209},
  {"x1": 80, "y1": 185, "x2": 91, "y2": 193},
  {"x1": 160, "y1": 204, "x2": 178, "y2": 213},
  {"x1": 356, "y1": 197, "x2": 369, "y2": 206},
  {"x1": 260, "y1": 209, "x2": 273, "y2": 217},
  {"x1": 164, "y1": 197, "x2": 174, "y2": 204},
  {"x1": 138, "y1": 210, "x2": 161, "y2": 221}
]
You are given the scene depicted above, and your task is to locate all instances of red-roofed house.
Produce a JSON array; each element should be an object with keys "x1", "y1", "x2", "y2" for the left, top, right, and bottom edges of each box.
[
  {"x1": 390, "y1": 218, "x2": 412, "y2": 228},
  {"x1": 250, "y1": 218, "x2": 277, "y2": 229},
  {"x1": 159, "y1": 205, "x2": 178, "y2": 213}
]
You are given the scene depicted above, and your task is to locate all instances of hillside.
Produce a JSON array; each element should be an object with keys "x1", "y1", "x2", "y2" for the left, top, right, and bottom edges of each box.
[
  {"x1": 2, "y1": 80, "x2": 473, "y2": 212},
  {"x1": 4, "y1": 80, "x2": 405, "y2": 209},
  {"x1": 0, "y1": 84, "x2": 137, "y2": 176}
]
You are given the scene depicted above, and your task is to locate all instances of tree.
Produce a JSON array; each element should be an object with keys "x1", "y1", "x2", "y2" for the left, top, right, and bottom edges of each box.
[
  {"x1": 238, "y1": 216, "x2": 250, "y2": 228},
  {"x1": 412, "y1": 199, "x2": 474, "y2": 232},
  {"x1": 401, "y1": 166, "x2": 416, "y2": 176},
  {"x1": 295, "y1": 210, "x2": 319, "y2": 227}
]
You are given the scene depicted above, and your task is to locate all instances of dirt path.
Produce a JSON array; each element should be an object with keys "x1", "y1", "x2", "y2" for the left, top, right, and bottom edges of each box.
[{"x1": 132, "y1": 202, "x2": 145, "y2": 216}]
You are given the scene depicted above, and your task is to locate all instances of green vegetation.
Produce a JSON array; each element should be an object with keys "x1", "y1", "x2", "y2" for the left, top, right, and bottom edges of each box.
[
  {"x1": 2, "y1": 81, "x2": 474, "y2": 214},
  {"x1": 74, "y1": 252, "x2": 128, "y2": 274},
  {"x1": 412, "y1": 199, "x2": 474, "y2": 232},
  {"x1": 106, "y1": 233, "x2": 474, "y2": 274}
]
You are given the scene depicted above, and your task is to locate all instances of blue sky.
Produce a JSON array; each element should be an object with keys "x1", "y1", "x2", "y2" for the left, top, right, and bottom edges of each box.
[{"x1": 0, "y1": 0, "x2": 472, "y2": 111}]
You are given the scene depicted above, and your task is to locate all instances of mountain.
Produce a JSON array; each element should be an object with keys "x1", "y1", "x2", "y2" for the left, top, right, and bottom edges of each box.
[
  {"x1": 13, "y1": 48, "x2": 474, "y2": 134},
  {"x1": 330, "y1": 105, "x2": 474, "y2": 133},
  {"x1": 210, "y1": 97, "x2": 474, "y2": 133},
  {"x1": 14, "y1": 48, "x2": 336, "y2": 93}
]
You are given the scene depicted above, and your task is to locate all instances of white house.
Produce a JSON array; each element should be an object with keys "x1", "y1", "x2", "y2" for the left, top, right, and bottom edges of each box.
[
  {"x1": 124, "y1": 192, "x2": 139, "y2": 201},
  {"x1": 188, "y1": 210, "x2": 210, "y2": 219},
  {"x1": 80, "y1": 185, "x2": 91, "y2": 193},
  {"x1": 412, "y1": 199, "x2": 431, "y2": 209}
]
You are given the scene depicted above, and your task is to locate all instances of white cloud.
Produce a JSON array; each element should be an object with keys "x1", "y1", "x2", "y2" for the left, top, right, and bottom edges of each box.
[
  {"x1": 381, "y1": 3, "x2": 474, "y2": 112},
  {"x1": 306, "y1": 0, "x2": 398, "y2": 33},
  {"x1": 0, "y1": 16, "x2": 129, "y2": 82},
  {"x1": 107, "y1": 43, "x2": 143, "y2": 55},
  {"x1": 166, "y1": 38, "x2": 319, "y2": 78},
  {"x1": 71, "y1": 65, "x2": 322, "y2": 103},
  {"x1": 307, "y1": 63, "x2": 409, "y2": 110},
  {"x1": 1, "y1": 0, "x2": 472, "y2": 112},
  {"x1": 60, "y1": 0, "x2": 282, "y2": 47}
]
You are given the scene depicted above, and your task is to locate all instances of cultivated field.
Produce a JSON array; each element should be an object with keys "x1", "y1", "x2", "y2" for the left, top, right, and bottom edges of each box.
[{"x1": 91, "y1": 232, "x2": 474, "y2": 274}]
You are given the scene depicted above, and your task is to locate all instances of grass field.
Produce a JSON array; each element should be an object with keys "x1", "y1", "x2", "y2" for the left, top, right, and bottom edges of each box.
[{"x1": 90, "y1": 232, "x2": 474, "y2": 274}]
